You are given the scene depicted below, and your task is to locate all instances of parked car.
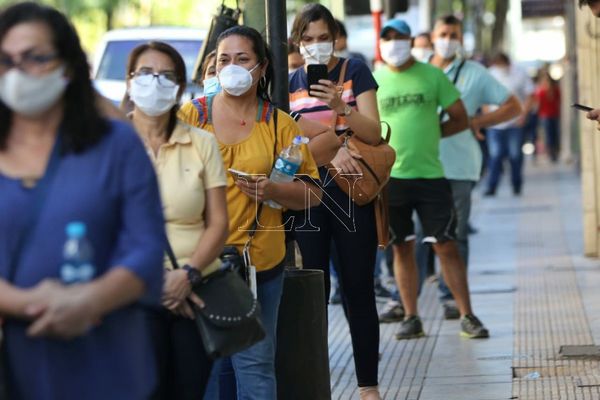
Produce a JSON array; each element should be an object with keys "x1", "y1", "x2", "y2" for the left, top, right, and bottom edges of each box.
[{"x1": 92, "y1": 26, "x2": 207, "y2": 105}]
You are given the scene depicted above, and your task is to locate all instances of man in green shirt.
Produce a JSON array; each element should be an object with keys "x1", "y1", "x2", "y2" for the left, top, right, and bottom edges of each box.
[{"x1": 374, "y1": 18, "x2": 489, "y2": 339}]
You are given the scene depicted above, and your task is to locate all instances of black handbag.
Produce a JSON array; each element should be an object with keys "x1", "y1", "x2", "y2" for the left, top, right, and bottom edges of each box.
[{"x1": 165, "y1": 242, "x2": 266, "y2": 359}]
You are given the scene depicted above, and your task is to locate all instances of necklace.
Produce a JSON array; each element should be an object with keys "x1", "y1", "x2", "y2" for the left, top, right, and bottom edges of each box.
[{"x1": 219, "y1": 97, "x2": 256, "y2": 126}]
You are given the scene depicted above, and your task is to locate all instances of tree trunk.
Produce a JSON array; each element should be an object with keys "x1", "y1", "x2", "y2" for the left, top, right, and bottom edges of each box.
[
  {"x1": 105, "y1": 8, "x2": 113, "y2": 31},
  {"x1": 491, "y1": 0, "x2": 509, "y2": 52}
]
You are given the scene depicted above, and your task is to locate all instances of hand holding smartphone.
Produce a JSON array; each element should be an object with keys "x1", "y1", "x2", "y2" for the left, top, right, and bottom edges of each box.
[
  {"x1": 572, "y1": 103, "x2": 594, "y2": 112},
  {"x1": 228, "y1": 168, "x2": 253, "y2": 181},
  {"x1": 307, "y1": 64, "x2": 328, "y2": 97}
]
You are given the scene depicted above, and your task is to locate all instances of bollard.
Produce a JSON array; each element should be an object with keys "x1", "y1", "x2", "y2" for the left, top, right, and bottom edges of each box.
[{"x1": 275, "y1": 268, "x2": 331, "y2": 400}]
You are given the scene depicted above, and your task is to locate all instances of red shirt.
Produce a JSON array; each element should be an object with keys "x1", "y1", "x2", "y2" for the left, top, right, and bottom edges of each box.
[{"x1": 535, "y1": 85, "x2": 560, "y2": 118}]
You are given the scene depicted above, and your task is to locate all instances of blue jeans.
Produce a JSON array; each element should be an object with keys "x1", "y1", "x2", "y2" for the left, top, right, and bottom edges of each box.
[
  {"x1": 203, "y1": 271, "x2": 285, "y2": 400},
  {"x1": 486, "y1": 127, "x2": 525, "y2": 192},
  {"x1": 415, "y1": 180, "x2": 474, "y2": 301},
  {"x1": 541, "y1": 117, "x2": 559, "y2": 161}
]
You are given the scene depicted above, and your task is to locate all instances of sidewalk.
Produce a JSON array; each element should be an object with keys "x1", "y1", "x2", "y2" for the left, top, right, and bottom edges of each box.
[{"x1": 328, "y1": 158, "x2": 600, "y2": 399}]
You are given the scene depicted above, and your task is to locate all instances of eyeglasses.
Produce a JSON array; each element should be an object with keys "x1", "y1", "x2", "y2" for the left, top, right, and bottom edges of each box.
[
  {"x1": 0, "y1": 52, "x2": 58, "y2": 75},
  {"x1": 131, "y1": 69, "x2": 178, "y2": 88}
]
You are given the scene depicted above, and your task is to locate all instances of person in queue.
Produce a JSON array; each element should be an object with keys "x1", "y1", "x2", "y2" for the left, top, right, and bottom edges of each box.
[
  {"x1": 178, "y1": 25, "x2": 321, "y2": 399},
  {"x1": 288, "y1": 4, "x2": 383, "y2": 399},
  {"x1": 200, "y1": 49, "x2": 221, "y2": 97},
  {"x1": 0, "y1": 3, "x2": 164, "y2": 399},
  {"x1": 411, "y1": 32, "x2": 434, "y2": 62},
  {"x1": 124, "y1": 41, "x2": 228, "y2": 399}
]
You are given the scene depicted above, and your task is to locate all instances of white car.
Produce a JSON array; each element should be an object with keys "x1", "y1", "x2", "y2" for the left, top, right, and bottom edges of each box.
[{"x1": 92, "y1": 26, "x2": 207, "y2": 105}]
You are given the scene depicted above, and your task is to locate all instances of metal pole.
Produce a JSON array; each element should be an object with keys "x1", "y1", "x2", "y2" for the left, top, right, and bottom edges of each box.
[{"x1": 266, "y1": 0, "x2": 289, "y2": 111}]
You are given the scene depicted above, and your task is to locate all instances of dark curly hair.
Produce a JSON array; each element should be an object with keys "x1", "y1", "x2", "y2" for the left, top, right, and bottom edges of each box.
[{"x1": 0, "y1": 2, "x2": 108, "y2": 153}]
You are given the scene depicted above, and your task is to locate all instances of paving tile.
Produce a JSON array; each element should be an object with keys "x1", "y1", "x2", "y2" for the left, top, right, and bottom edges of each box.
[{"x1": 327, "y1": 162, "x2": 600, "y2": 399}]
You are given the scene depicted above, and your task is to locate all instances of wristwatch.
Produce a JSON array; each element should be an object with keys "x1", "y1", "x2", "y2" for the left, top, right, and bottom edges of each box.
[
  {"x1": 182, "y1": 264, "x2": 203, "y2": 287},
  {"x1": 338, "y1": 104, "x2": 352, "y2": 117}
]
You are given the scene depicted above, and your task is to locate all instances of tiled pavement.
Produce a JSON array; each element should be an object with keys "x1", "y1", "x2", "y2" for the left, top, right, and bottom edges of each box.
[{"x1": 328, "y1": 159, "x2": 600, "y2": 399}]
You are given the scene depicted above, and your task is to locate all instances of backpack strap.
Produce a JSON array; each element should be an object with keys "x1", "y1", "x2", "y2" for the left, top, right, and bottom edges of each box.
[{"x1": 191, "y1": 96, "x2": 210, "y2": 126}]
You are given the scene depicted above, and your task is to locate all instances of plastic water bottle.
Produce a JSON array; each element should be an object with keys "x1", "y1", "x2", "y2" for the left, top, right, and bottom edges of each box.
[
  {"x1": 60, "y1": 222, "x2": 96, "y2": 284},
  {"x1": 265, "y1": 135, "x2": 310, "y2": 209}
]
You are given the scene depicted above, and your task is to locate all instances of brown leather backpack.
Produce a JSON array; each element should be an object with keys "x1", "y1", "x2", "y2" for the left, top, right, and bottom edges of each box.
[{"x1": 328, "y1": 60, "x2": 396, "y2": 247}]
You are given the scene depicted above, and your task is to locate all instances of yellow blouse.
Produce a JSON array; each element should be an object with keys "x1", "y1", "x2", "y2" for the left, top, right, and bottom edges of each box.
[
  {"x1": 178, "y1": 97, "x2": 319, "y2": 272},
  {"x1": 143, "y1": 121, "x2": 227, "y2": 274}
]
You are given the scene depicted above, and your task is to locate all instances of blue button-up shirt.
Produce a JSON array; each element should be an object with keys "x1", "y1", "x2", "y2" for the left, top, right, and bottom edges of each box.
[{"x1": 0, "y1": 120, "x2": 165, "y2": 400}]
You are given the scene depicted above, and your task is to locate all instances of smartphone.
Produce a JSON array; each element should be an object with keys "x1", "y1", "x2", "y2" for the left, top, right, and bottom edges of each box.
[
  {"x1": 228, "y1": 168, "x2": 253, "y2": 180},
  {"x1": 572, "y1": 103, "x2": 594, "y2": 112},
  {"x1": 307, "y1": 64, "x2": 328, "y2": 96}
]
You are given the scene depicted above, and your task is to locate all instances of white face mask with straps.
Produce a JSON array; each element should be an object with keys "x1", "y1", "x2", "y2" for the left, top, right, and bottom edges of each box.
[
  {"x1": 300, "y1": 42, "x2": 333, "y2": 65},
  {"x1": 434, "y1": 38, "x2": 461, "y2": 60},
  {"x1": 0, "y1": 65, "x2": 68, "y2": 117},
  {"x1": 380, "y1": 40, "x2": 412, "y2": 67},
  {"x1": 129, "y1": 77, "x2": 179, "y2": 117},
  {"x1": 218, "y1": 63, "x2": 260, "y2": 97}
]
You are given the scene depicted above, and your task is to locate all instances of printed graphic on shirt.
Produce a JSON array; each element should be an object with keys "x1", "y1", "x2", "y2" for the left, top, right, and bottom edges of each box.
[{"x1": 289, "y1": 58, "x2": 377, "y2": 133}]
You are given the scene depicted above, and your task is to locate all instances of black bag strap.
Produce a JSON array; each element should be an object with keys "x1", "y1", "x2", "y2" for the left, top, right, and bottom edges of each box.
[
  {"x1": 439, "y1": 58, "x2": 466, "y2": 122},
  {"x1": 165, "y1": 107, "x2": 279, "y2": 271},
  {"x1": 8, "y1": 136, "x2": 62, "y2": 282}
]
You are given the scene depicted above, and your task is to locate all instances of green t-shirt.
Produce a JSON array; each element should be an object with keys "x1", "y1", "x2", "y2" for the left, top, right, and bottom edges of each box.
[{"x1": 374, "y1": 62, "x2": 461, "y2": 179}]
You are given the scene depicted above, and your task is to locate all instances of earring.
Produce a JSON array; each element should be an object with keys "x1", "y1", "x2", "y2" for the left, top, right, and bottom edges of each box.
[{"x1": 259, "y1": 76, "x2": 267, "y2": 88}]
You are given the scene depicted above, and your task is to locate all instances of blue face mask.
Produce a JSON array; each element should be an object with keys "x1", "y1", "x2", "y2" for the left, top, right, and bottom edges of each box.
[{"x1": 203, "y1": 76, "x2": 221, "y2": 96}]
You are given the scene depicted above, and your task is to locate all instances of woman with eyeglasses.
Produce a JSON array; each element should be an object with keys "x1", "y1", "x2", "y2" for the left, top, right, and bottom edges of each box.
[
  {"x1": 179, "y1": 26, "x2": 321, "y2": 399},
  {"x1": 123, "y1": 41, "x2": 229, "y2": 399},
  {"x1": 0, "y1": 3, "x2": 164, "y2": 399}
]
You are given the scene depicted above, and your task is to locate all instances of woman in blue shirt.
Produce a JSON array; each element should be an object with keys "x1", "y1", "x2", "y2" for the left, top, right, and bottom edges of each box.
[{"x1": 0, "y1": 3, "x2": 164, "y2": 399}]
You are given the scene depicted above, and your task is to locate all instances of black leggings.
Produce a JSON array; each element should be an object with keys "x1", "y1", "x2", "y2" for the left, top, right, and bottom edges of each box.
[
  {"x1": 147, "y1": 308, "x2": 213, "y2": 400},
  {"x1": 290, "y1": 184, "x2": 379, "y2": 387}
]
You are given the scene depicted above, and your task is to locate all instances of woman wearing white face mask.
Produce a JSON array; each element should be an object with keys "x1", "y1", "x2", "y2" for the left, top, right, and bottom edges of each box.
[
  {"x1": 289, "y1": 4, "x2": 382, "y2": 400},
  {"x1": 0, "y1": 3, "x2": 165, "y2": 399},
  {"x1": 123, "y1": 41, "x2": 229, "y2": 399},
  {"x1": 179, "y1": 26, "x2": 321, "y2": 399}
]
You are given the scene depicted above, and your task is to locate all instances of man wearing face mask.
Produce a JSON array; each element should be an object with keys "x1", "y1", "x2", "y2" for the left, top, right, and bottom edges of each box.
[
  {"x1": 374, "y1": 18, "x2": 490, "y2": 340},
  {"x1": 411, "y1": 32, "x2": 434, "y2": 63},
  {"x1": 415, "y1": 15, "x2": 522, "y2": 320}
]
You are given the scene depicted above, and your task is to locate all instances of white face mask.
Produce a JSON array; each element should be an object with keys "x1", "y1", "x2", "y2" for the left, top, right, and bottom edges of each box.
[
  {"x1": 380, "y1": 40, "x2": 412, "y2": 67},
  {"x1": 434, "y1": 38, "x2": 461, "y2": 60},
  {"x1": 129, "y1": 77, "x2": 179, "y2": 117},
  {"x1": 0, "y1": 66, "x2": 68, "y2": 117},
  {"x1": 300, "y1": 42, "x2": 333, "y2": 65},
  {"x1": 218, "y1": 63, "x2": 260, "y2": 97},
  {"x1": 411, "y1": 48, "x2": 434, "y2": 63}
]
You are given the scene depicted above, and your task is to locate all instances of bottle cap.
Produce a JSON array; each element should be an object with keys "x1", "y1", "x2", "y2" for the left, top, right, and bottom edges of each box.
[
  {"x1": 66, "y1": 222, "x2": 86, "y2": 238},
  {"x1": 293, "y1": 135, "x2": 310, "y2": 145}
]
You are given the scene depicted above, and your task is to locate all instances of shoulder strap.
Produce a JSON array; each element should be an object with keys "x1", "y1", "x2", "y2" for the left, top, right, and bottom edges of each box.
[
  {"x1": 439, "y1": 59, "x2": 466, "y2": 122},
  {"x1": 330, "y1": 59, "x2": 350, "y2": 129},
  {"x1": 452, "y1": 59, "x2": 467, "y2": 85},
  {"x1": 191, "y1": 96, "x2": 210, "y2": 126},
  {"x1": 8, "y1": 136, "x2": 62, "y2": 282}
]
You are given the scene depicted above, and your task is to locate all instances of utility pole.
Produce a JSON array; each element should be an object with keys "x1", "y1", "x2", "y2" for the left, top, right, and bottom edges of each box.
[
  {"x1": 243, "y1": 0, "x2": 288, "y2": 111},
  {"x1": 266, "y1": 0, "x2": 289, "y2": 111}
]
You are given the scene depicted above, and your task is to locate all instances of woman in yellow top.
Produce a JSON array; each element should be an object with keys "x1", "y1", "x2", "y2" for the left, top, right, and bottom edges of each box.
[
  {"x1": 124, "y1": 41, "x2": 228, "y2": 399},
  {"x1": 179, "y1": 26, "x2": 321, "y2": 399}
]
